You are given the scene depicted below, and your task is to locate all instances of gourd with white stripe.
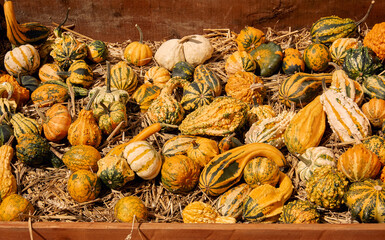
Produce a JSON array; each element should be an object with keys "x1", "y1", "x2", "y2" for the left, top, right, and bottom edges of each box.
[
  {"x1": 161, "y1": 135, "x2": 198, "y2": 157},
  {"x1": 216, "y1": 183, "x2": 251, "y2": 220},
  {"x1": 123, "y1": 141, "x2": 162, "y2": 180},
  {"x1": 110, "y1": 61, "x2": 138, "y2": 94},
  {"x1": 10, "y1": 113, "x2": 41, "y2": 141},
  {"x1": 4, "y1": 44, "x2": 40, "y2": 77},
  {"x1": 329, "y1": 38, "x2": 358, "y2": 66}
]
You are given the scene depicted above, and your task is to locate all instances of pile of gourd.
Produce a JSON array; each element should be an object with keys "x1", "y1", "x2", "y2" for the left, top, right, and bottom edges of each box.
[{"x1": 1, "y1": 0, "x2": 385, "y2": 224}]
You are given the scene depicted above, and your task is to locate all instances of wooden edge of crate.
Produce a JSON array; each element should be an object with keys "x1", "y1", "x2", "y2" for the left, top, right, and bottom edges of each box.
[{"x1": 1, "y1": 222, "x2": 385, "y2": 240}]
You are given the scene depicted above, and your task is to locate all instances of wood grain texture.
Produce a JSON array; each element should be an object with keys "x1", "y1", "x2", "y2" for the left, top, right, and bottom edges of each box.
[{"x1": 0, "y1": 0, "x2": 383, "y2": 42}]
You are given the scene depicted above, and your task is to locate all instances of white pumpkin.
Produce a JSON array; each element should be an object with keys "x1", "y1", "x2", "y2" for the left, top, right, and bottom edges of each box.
[
  {"x1": 123, "y1": 141, "x2": 162, "y2": 180},
  {"x1": 154, "y1": 39, "x2": 185, "y2": 71},
  {"x1": 4, "y1": 44, "x2": 40, "y2": 76}
]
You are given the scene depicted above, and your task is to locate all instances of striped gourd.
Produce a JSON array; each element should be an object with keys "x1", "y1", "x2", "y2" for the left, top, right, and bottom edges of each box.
[
  {"x1": 242, "y1": 172, "x2": 293, "y2": 222},
  {"x1": 279, "y1": 200, "x2": 320, "y2": 223},
  {"x1": 362, "y1": 75, "x2": 385, "y2": 99},
  {"x1": 179, "y1": 96, "x2": 248, "y2": 136},
  {"x1": 0, "y1": 98, "x2": 16, "y2": 123},
  {"x1": 244, "y1": 110, "x2": 295, "y2": 149},
  {"x1": 199, "y1": 142, "x2": 287, "y2": 197},
  {"x1": 329, "y1": 38, "x2": 358, "y2": 66},
  {"x1": 216, "y1": 183, "x2": 251, "y2": 220},
  {"x1": 180, "y1": 81, "x2": 215, "y2": 112},
  {"x1": 4, "y1": 44, "x2": 40, "y2": 76},
  {"x1": 62, "y1": 60, "x2": 94, "y2": 88},
  {"x1": 132, "y1": 83, "x2": 161, "y2": 112},
  {"x1": 144, "y1": 66, "x2": 171, "y2": 88},
  {"x1": 50, "y1": 32, "x2": 87, "y2": 70},
  {"x1": 123, "y1": 141, "x2": 162, "y2": 180},
  {"x1": 38, "y1": 63, "x2": 64, "y2": 82},
  {"x1": 243, "y1": 157, "x2": 280, "y2": 188},
  {"x1": 162, "y1": 135, "x2": 198, "y2": 157},
  {"x1": 86, "y1": 40, "x2": 108, "y2": 63},
  {"x1": 110, "y1": 61, "x2": 138, "y2": 94},
  {"x1": 278, "y1": 72, "x2": 332, "y2": 107},
  {"x1": 320, "y1": 88, "x2": 371, "y2": 142},
  {"x1": 362, "y1": 135, "x2": 385, "y2": 165},
  {"x1": 97, "y1": 155, "x2": 135, "y2": 190},
  {"x1": 310, "y1": 1, "x2": 375, "y2": 45},
  {"x1": 194, "y1": 65, "x2": 222, "y2": 96},
  {"x1": 362, "y1": 99, "x2": 385, "y2": 128},
  {"x1": 10, "y1": 113, "x2": 41, "y2": 141},
  {"x1": 235, "y1": 26, "x2": 265, "y2": 53},
  {"x1": 344, "y1": 179, "x2": 385, "y2": 223},
  {"x1": 224, "y1": 51, "x2": 256, "y2": 77}
]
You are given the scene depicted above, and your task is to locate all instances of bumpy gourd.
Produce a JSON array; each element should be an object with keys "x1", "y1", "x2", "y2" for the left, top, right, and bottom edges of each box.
[
  {"x1": 279, "y1": 200, "x2": 320, "y2": 223},
  {"x1": 114, "y1": 196, "x2": 148, "y2": 223},
  {"x1": 15, "y1": 132, "x2": 50, "y2": 166},
  {"x1": 362, "y1": 135, "x2": 385, "y2": 165},
  {"x1": 62, "y1": 145, "x2": 101, "y2": 172},
  {"x1": 93, "y1": 101, "x2": 127, "y2": 135},
  {"x1": 225, "y1": 71, "x2": 265, "y2": 105},
  {"x1": 363, "y1": 22, "x2": 385, "y2": 60},
  {"x1": 247, "y1": 101, "x2": 276, "y2": 126},
  {"x1": 243, "y1": 157, "x2": 280, "y2": 188},
  {"x1": 0, "y1": 142, "x2": 16, "y2": 201}
]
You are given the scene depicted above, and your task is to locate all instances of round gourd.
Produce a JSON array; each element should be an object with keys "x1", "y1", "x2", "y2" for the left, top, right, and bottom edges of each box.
[
  {"x1": 180, "y1": 81, "x2": 214, "y2": 112},
  {"x1": 131, "y1": 83, "x2": 161, "y2": 112},
  {"x1": 279, "y1": 200, "x2": 320, "y2": 223},
  {"x1": 0, "y1": 194, "x2": 34, "y2": 221},
  {"x1": 282, "y1": 47, "x2": 305, "y2": 75},
  {"x1": 303, "y1": 42, "x2": 331, "y2": 72},
  {"x1": 42, "y1": 103, "x2": 72, "y2": 142},
  {"x1": 225, "y1": 50, "x2": 256, "y2": 77},
  {"x1": 15, "y1": 133, "x2": 50, "y2": 166},
  {"x1": 250, "y1": 42, "x2": 283, "y2": 77},
  {"x1": 247, "y1": 102, "x2": 276, "y2": 126},
  {"x1": 144, "y1": 66, "x2": 171, "y2": 88},
  {"x1": 216, "y1": 183, "x2": 251, "y2": 220},
  {"x1": 161, "y1": 155, "x2": 201, "y2": 193},
  {"x1": 329, "y1": 38, "x2": 358, "y2": 66},
  {"x1": 363, "y1": 22, "x2": 385, "y2": 60},
  {"x1": 93, "y1": 101, "x2": 127, "y2": 135},
  {"x1": 161, "y1": 135, "x2": 198, "y2": 157},
  {"x1": 243, "y1": 157, "x2": 280, "y2": 188},
  {"x1": 362, "y1": 98, "x2": 385, "y2": 127},
  {"x1": 10, "y1": 113, "x2": 41, "y2": 141},
  {"x1": 344, "y1": 179, "x2": 385, "y2": 223},
  {"x1": 171, "y1": 61, "x2": 195, "y2": 81},
  {"x1": 218, "y1": 134, "x2": 243, "y2": 153},
  {"x1": 87, "y1": 40, "x2": 108, "y2": 63},
  {"x1": 67, "y1": 170, "x2": 101, "y2": 203},
  {"x1": 62, "y1": 145, "x2": 101, "y2": 172},
  {"x1": 110, "y1": 61, "x2": 138, "y2": 94},
  {"x1": 193, "y1": 64, "x2": 222, "y2": 97},
  {"x1": 97, "y1": 155, "x2": 135, "y2": 190},
  {"x1": 60, "y1": 60, "x2": 94, "y2": 88},
  {"x1": 362, "y1": 135, "x2": 385, "y2": 165},
  {"x1": 123, "y1": 140, "x2": 162, "y2": 180},
  {"x1": 225, "y1": 71, "x2": 265, "y2": 105},
  {"x1": 186, "y1": 137, "x2": 219, "y2": 168},
  {"x1": 38, "y1": 63, "x2": 64, "y2": 82},
  {"x1": 362, "y1": 75, "x2": 385, "y2": 99},
  {"x1": 4, "y1": 44, "x2": 40, "y2": 76},
  {"x1": 114, "y1": 196, "x2": 148, "y2": 223},
  {"x1": 235, "y1": 26, "x2": 265, "y2": 53},
  {"x1": 154, "y1": 38, "x2": 185, "y2": 71},
  {"x1": 182, "y1": 35, "x2": 214, "y2": 67},
  {"x1": 124, "y1": 24, "x2": 153, "y2": 66}
]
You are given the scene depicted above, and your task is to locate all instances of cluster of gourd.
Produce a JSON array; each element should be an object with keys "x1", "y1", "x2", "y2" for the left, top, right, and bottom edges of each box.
[{"x1": 1, "y1": 0, "x2": 385, "y2": 224}]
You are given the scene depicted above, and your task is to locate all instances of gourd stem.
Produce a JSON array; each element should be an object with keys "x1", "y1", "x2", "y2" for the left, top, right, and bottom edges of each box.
[
  {"x1": 135, "y1": 24, "x2": 143, "y2": 44},
  {"x1": 356, "y1": 1, "x2": 375, "y2": 26},
  {"x1": 328, "y1": 62, "x2": 341, "y2": 71},
  {"x1": 106, "y1": 61, "x2": 111, "y2": 93},
  {"x1": 191, "y1": 140, "x2": 199, "y2": 149},
  {"x1": 99, "y1": 102, "x2": 109, "y2": 114},
  {"x1": 55, "y1": 8, "x2": 70, "y2": 37},
  {"x1": 295, "y1": 153, "x2": 312, "y2": 167},
  {"x1": 160, "y1": 123, "x2": 179, "y2": 129},
  {"x1": 321, "y1": 78, "x2": 327, "y2": 93},
  {"x1": 5, "y1": 135, "x2": 14, "y2": 146},
  {"x1": 86, "y1": 89, "x2": 100, "y2": 111},
  {"x1": 178, "y1": 35, "x2": 193, "y2": 44},
  {"x1": 251, "y1": 96, "x2": 260, "y2": 107}
]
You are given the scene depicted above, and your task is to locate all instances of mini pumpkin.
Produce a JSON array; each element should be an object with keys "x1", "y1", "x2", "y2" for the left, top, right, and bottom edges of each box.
[
  {"x1": 4, "y1": 44, "x2": 40, "y2": 76},
  {"x1": 87, "y1": 40, "x2": 108, "y2": 63},
  {"x1": 186, "y1": 137, "x2": 219, "y2": 168},
  {"x1": 110, "y1": 61, "x2": 138, "y2": 94},
  {"x1": 40, "y1": 103, "x2": 72, "y2": 142},
  {"x1": 58, "y1": 60, "x2": 94, "y2": 88},
  {"x1": 362, "y1": 98, "x2": 385, "y2": 128},
  {"x1": 124, "y1": 24, "x2": 153, "y2": 66},
  {"x1": 279, "y1": 200, "x2": 320, "y2": 224},
  {"x1": 67, "y1": 169, "x2": 101, "y2": 203},
  {"x1": 224, "y1": 51, "x2": 256, "y2": 77},
  {"x1": 114, "y1": 196, "x2": 148, "y2": 223},
  {"x1": 282, "y1": 47, "x2": 305, "y2": 75},
  {"x1": 243, "y1": 157, "x2": 280, "y2": 188},
  {"x1": 235, "y1": 26, "x2": 265, "y2": 53},
  {"x1": 144, "y1": 66, "x2": 171, "y2": 88}
]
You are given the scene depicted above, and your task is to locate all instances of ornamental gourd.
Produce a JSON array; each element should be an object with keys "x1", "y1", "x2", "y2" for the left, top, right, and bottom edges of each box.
[
  {"x1": 0, "y1": 194, "x2": 34, "y2": 221},
  {"x1": 179, "y1": 96, "x2": 249, "y2": 137},
  {"x1": 279, "y1": 200, "x2": 320, "y2": 224},
  {"x1": 124, "y1": 24, "x2": 153, "y2": 66},
  {"x1": 180, "y1": 81, "x2": 215, "y2": 112},
  {"x1": 182, "y1": 201, "x2": 236, "y2": 223},
  {"x1": 97, "y1": 155, "x2": 135, "y2": 190},
  {"x1": 16, "y1": 75, "x2": 39, "y2": 94},
  {"x1": 283, "y1": 96, "x2": 326, "y2": 154},
  {"x1": 40, "y1": 103, "x2": 72, "y2": 142},
  {"x1": 337, "y1": 144, "x2": 381, "y2": 182},
  {"x1": 186, "y1": 137, "x2": 219, "y2": 168},
  {"x1": 217, "y1": 183, "x2": 251, "y2": 220},
  {"x1": 87, "y1": 40, "x2": 108, "y2": 63},
  {"x1": 250, "y1": 42, "x2": 283, "y2": 77},
  {"x1": 218, "y1": 133, "x2": 243, "y2": 153},
  {"x1": 114, "y1": 196, "x2": 148, "y2": 223},
  {"x1": 67, "y1": 169, "x2": 101, "y2": 203},
  {"x1": 247, "y1": 100, "x2": 276, "y2": 126},
  {"x1": 303, "y1": 41, "x2": 331, "y2": 72},
  {"x1": 362, "y1": 98, "x2": 385, "y2": 127},
  {"x1": 362, "y1": 75, "x2": 385, "y2": 99},
  {"x1": 123, "y1": 141, "x2": 162, "y2": 180},
  {"x1": 225, "y1": 71, "x2": 265, "y2": 105},
  {"x1": 193, "y1": 64, "x2": 222, "y2": 97},
  {"x1": 0, "y1": 141, "x2": 16, "y2": 201},
  {"x1": 4, "y1": 44, "x2": 40, "y2": 77},
  {"x1": 131, "y1": 83, "x2": 161, "y2": 112},
  {"x1": 362, "y1": 135, "x2": 385, "y2": 165},
  {"x1": 15, "y1": 132, "x2": 50, "y2": 166},
  {"x1": 161, "y1": 155, "x2": 201, "y2": 193},
  {"x1": 144, "y1": 66, "x2": 171, "y2": 88},
  {"x1": 282, "y1": 47, "x2": 305, "y2": 75},
  {"x1": 110, "y1": 61, "x2": 138, "y2": 94},
  {"x1": 235, "y1": 26, "x2": 265, "y2": 53},
  {"x1": 93, "y1": 101, "x2": 127, "y2": 135},
  {"x1": 62, "y1": 145, "x2": 101, "y2": 172},
  {"x1": 10, "y1": 113, "x2": 41, "y2": 141},
  {"x1": 224, "y1": 51, "x2": 256, "y2": 77},
  {"x1": 0, "y1": 74, "x2": 30, "y2": 106},
  {"x1": 58, "y1": 60, "x2": 94, "y2": 88},
  {"x1": 363, "y1": 22, "x2": 385, "y2": 60},
  {"x1": 329, "y1": 38, "x2": 358, "y2": 65},
  {"x1": 243, "y1": 157, "x2": 280, "y2": 188},
  {"x1": 171, "y1": 61, "x2": 195, "y2": 82},
  {"x1": 161, "y1": 135, "x2": 198, "y2": 158}
]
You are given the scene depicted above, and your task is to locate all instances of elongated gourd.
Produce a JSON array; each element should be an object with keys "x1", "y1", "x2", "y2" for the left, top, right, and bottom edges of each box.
[
  {"x1": 0, "y1": 141, "x2": 16, "y2": 201},
  {"x1": 199, "y1": 142, "x2": 287, "y2": 197}
]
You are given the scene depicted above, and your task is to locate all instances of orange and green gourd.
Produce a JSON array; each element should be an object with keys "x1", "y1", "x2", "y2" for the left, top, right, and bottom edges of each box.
[
  {"x1": 235, "y1": 26, "x2": 266, "y2": 53},
  {"x1": 216, "y1": 183, "x2": 251, "y2": 220},
  {"x1": 15, "y1": 132, "x2": 50, "y2": 166},
  {"x1": 93, "y1": 101, "x2": 127, "y2": 135},
  {"x1": 56, "y1": 60, "x2": 94, "y2": 88},
  {"x1": 279, "y1": 200, "x2": 320, "y2": 223},
  {"x1": 0, "y1": 193, "x2": 34, "y2": 221},
  {"x1": 67, "y1": 169, "x2": 101, "y2": 203},
  {"x1": 224, "y1": 51, "x2": 256, "y2": 77},
  {"x1": 40, "y1": 103, "x2": 72, "y2": 142},
  {"x1": 361, "y1": 98, "x2": 385, "y2": 128},
  {"x1": 180, "y1": 81, "x2": 215, "y2": 112},
  {"x1": 282, "y1": 47, "x2": 305, "y2": 75},
  {"x1": 329, "y1": 38, "x2": 359, "y2": 66},
  {"x1": 193, "y1": 64, "x2": 222, "y2": 96},
  {"x1": 132, "y1": 83, "x2": 161, "y2": 112},
  {"x1": 218, "y1": 133, "x2": 243, "y2": 153},
  {"x1": 182, "y1": 201, "x2": 236, "y2": 223},
  {"x1": 161, "y1": 135, "x2": 199, "y2": 158},
  {"x1": 186, "y1": 137, "x2": 219, "y2": 168},
  {"x1": 110, "y1": 61, "x2": 138, "y2": 94},
  {"x1": 303, "y1": 41, "x2": 331, "y2": 72},
  {"x1": 114, "y1": 196, "x2": 148, "y2": 223},
  {"x1": 144, "y1": 66, "x2": 171, "y2": 88},
  {"x1": 362, "y1": 75, "x2": 385, "y2": 100},
  {"x1": 87, "y1": 40, "x2": 108, "y2": 63},
  {"x1": 10, "y1": 112, "x2": 41, "y2": 141},
  {"x1": 97, "y1": 155, "x2": 135, "y2": 190},
  {"x1": 171, "y1": 61, "x2": 195, "y2": 82},
  {"x1": 62, "y1": 145, "x2": 101, "y2": 172},
  {"x1": 243, "y1": 157, "x2": 280, "y2": 188},
  {"x1": 124, "y1": 24, "x2": 153, "y2": 66},
  {"x1": 362, "y1": 135, "x2": 385, "y2": 165},
  {"x1": 250, "y1": 42, "x2": 283, "y2": 77}
]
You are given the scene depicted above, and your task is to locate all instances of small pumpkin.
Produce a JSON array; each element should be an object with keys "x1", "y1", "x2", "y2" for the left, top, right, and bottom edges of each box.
[
  {"x1": 114, "y1": 196, "x2": 148, "y2": 223},
  {"x1": 171, "y1": 61, "x2": 195, "y2": 81},
  {"x1": 144, "y1": 66, "x2": 171, "y2": 88},
  {"x1": 40, "y1": 103, "x2": 72, "y2": 142},
  {"x1": 250, "y1": 42, "x2": 283, "y2": 77},
  {"x1": 282, "y1": 47, "x2": 305, "y2": 75},
  {"x1": 38, "y1": 63, "x2": 64, "y2": 82},
  {"x1": 186, "y1": 137, "x2": 219, "y2": 168},
  {"x1": 243, "y1": 157, "x2": 280, "y2": 188},
  {"x1": 4, "y1": 44, "x2": 40, "y2": 76},
  {"x1": 15, "y1": 132, "x2": 50, "y2": 166},
  {"x1": 67, "y1": 169, "x2": 101, "y2": 203},
  {"x1": 124, "y1": 24, "x2": 153, "y2": 66},
  {"x1": 182, "y1": 201, "x2": 236, "y2": 224},
  {"x1": 225, "y1": 71, "x2": 265, "y2": 105},
  {"x1": 161, "y1": 155, "x2": 201, "y2": 193},
  {"x1": 62, "y1": 145, "x2": 101, "y2": 172},
  {"x1": 303, "y1": 41, "x2": 331, "y2": 72},
  {"x1": 362, "y1": 98, "x2": 385, "y2": 128},
  {"x1": 93, "y1": 101, "x2": 127, "y2": 135},
  {"x1": 279, "y1": 200, "x2": 320, "y2": 224},
  {"x1": 0, "y1": 194, "x2": 34, "y2": 221},
  {"x1": 87, "y1": 40, "x2": 108, "y2": 63},
  {"x1": 110, "y1": 61, "x2": 138, "y2": 94},
  {"x1": 97, "y1": 155, "x2": 135, "y2": 190},
  {"x1": 58, "y1": 60, "x2": 94, "y2": 88},
  {"x1": 235, "y1": 26, "x2": 265, "y2": 53},
  {"x1": 329, "y1": 38, "x2": 359, "y2": 66},
  {"x1": 225, "y1": 51, "x2": 256, "y2": 77},
  {"x1": 131, "y1": 83, "x2": 161, "y2": 112},
  {"x1": 180, "y1": 81, "x2": 215, "y2": 112}
]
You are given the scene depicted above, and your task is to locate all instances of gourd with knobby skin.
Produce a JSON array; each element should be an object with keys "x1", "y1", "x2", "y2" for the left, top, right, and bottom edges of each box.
[
  {"x1": 225, "y1": 71, "x2": 265, "y2": 105},
  {"x1": 0, "y1": 194, "x2": 34, "y2": 221},
  {"x1": 250, "y1": 42, "x2": 283, "y2": 77},
  {"x1": 87, "y1": 40, "x2": 108, "y2": 63},
  {"x1": 93, "y1": 101, "x2": 127, "y2": 135},
  {"x1": 329, "y1": 38, "x2": 358, "y2": 66},
  {"x1": 236, "y1": 26, "x2": 265, "y2": 53},
  {"x1": 216, "y1": 183, "x2": 251, "y2": 220},
  {"x1": 0, "y1": 73, "x2": 30, "y2": 106},
  {"x1": 224, "y1": 51, "x2": 256, "y2": 77},
  {"x1": 97, "y1": 155, "x2": 135, "y2": 190},
  {"x1": 114, "y1": 196, "x2": 148, "y2": 223},
  {"x1": 0, "y1": 139, "x2": 16, "y2": 201},
  {"x1": 15, "y1": 132, "x2": 50, "y2": 166},
  {"x1": 279, "y1": 200, "x2": 320, "y2": 223},
  {"x1": 182, "y1": 201, "x2": 236, "y2": 223},
  {"x1": 67, "y1": 169, "x2": 101, "y2": 203},
  {"x1": 39, "y1": 103, "x2": 72, "y2": 142},
  {"x1": 247, "y1": 99, "x2": 276, "y2": 126},
  {"x1": 362, "y1": 98, "x2": 385, "y2": 127},
  {"x1": 124, "y1": 24, "x2": 153, "y2": 66},
  {"x1": 363, "y1": 21, "x2": 385, "y2": 60},
  {"x1": 362, "y1": 135, "x2": 385, "y2": 165}
]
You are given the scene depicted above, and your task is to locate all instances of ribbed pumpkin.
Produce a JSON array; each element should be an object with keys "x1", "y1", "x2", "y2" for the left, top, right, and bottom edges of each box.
[
  {"x1": 50, "y1": 32, "x2": 87, "y2": 70},
  {"x1": 242, "y1": 172, "x2": 293, "y2": 222},
  {"x1": 161, "y1": 135, "x2": 198, "y2": 158},
  {"x1": 93, "y1": 101, "x2": 127, "y2": 135},
  {"x1": 182, "y1": 201, "x2": 236, "y2": 224},
  {"x1": 4, "y1": 44, "x2": 40, "y2": 76},
  {"x1": 132, "y1": 83, "x2": 161, "y2": 112},
  {"x1": 283, "y1": 96, "x2": 325, "y2": 154},
  {"x1": 97, "y1": 155, "x2": 135, "y2": 190},
  {"x1": 124, "y1": 24, "x2": 153, "y2": 66},
  {"x1": 62, "y1": 145, "x2": 101, "y2": 172},
  {"x1": 329, "y1": 38, "x2": 359, "y2": 66},
  {"x1": 250, "y1": 42, "x2": 283, "y2": 77},
  {"x1": 41, "y1": 103, "x2": 72, "y2": 142},
  {"x1": 144, "y1": 66, "x2": 171, "y2": 88},
  {"x1": 243, "y1": 157, "x2": 280, "y2": 188},
  {"x1": 58, "y1": 60, "x2": 93, "y2": 88},
  {"x1": 225, "y1": 71, "x2": 265, "y2": 105},
  {"x1": 179, "y1": 96, "x2": 248, "y2": 136},
  {"x1": 296, "y1": 146, "x2": 336, "y2": 182},
  {"x1": 180, "y1": 81, "x2": 215, "y2": 112},
  {"x1": 320, "y1": 87, "x2": 371, "y2": 142},
  {"x1": 186, "y1": 137, "x2": 219, "y2": 168},
  {"x1": 224, "y1": 51, "x2": 256, "y2": 77},
  {"x1": 278, "y1": 72, "x2": 332, "y2": 107},
  {"x1": 114, "y1": 196, "x2": 148, "y2": 223},
  {"x1": 171, "y1": 61, "x2": 195, "y2": 81},
  {"x1": 218, "y1": 134, "x2": 243, "y2": 153},
  {"x1": 344, "y1": 179, "x2": 385, "y2": 223},
  {"x1": 216, "y1": 183, "x2": 251, "y2": 220},
  {"x1": 363, "y1": 22, "x2": 385, "y2": 60},
  {"x1": 0, "y1": 194, "x2": 34, "y2": 221},
  {"x1": 193, "y1": 64, "x2": 222, "y2": 97},
  {"x1": 235, "y1": 26, "x2": 265, "y2": 53},
  {"x1": 362, "y1": 75, "x2": 385, "y2": 99},
  {"x1": 10, "y1": 113, "x2": 41, "y2": 141},
  {"x1": 303, "y1": 42, "x2": 331, "y2": 72},
  {"x1": 67, "y1": 169, "x2": 101, "y2": 203},
  {"x1": 86, "y1": 40, "x2": 108, "y2": 63},
  {"x1": 199, "y1": 143, "x2": 287, "y2": 197},
  {"x1": 337, "y1": 144, "x2": 381, "y2": 182},
  {"x1": 110, "y1": 61, "x2": 138, "y2": 94},
  {"x1": 0, "y1": 143, "x2": 16, "y2": 201},
  {"x1": 123, "y1": 141, "x2": 162, "y2": 180},
  {"x1": 161, "y1": 155, "x2": 201, "y2": 193},
  {"x1": 15, "y1": 132, "x2": 50, "y2": 166},
  {"x1": 362, "y1": 135, "x2": 385, "y2": 165},
  {"x1": 279, "y1": 200, "x2": 320, "y2": 224},
  {"x1": 362, "y1": 98, "x2": 385, "y2": 127},
  {"x1": 305, "y1": 165, "x2": 349, "y2": 209},
  {"x1": 282, "y1": 47, "x2": 305, "y2": 75}
]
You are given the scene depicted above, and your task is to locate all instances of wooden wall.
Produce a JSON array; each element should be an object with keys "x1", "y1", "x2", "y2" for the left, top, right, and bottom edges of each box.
[{"x1": 0, "y1": 0, "x2": 384, "y2": 42}]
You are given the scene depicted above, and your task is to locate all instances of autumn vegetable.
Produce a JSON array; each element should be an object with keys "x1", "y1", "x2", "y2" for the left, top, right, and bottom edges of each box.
[
  {"x1": 361, "y1": 98, "x2": 385, "y2": 127},
  {"x1": 362, "y1": 135, "x2": 385, "y2": 165},
  {"x1": 224, "y1": 51, "x2": 256, "y2": 77},
  {"x1": 10, "y1": 113, "x2": 41, "y2": 141},
  {"x1": 303, "y1": 41, "x2": 331, "y2": 72},
  {"x1": 124, "y1": 24, "x2": 153, "y2": 66},
  {"x1": 110, "y1": 61, "x2": 138, "y2": 94},
  {"x1": 329, "y1": 38, "x2": 358, "y2": 65},
  {"x1": 132, "y1": 83, "x2": 161, "y2": 112},
  {"x1": 182, "y1": 201, "x2": 236, "y2": 223},
  {"x1": 114, "y1": 196, "x2": 148, "y2": 223},
  {"x1": 39, "y1": 103, "x2": 72, "y2": 142},
  {"x1": 15, "y1": 132, "x2": 50, "y2": 166},
  {"x1": 0, "y1": 194, "x2": 34, "y2": 221},
  {"x1": 67, "y1": 170, "x2": 101, "y2": 203},
  {"x1": 216, "y1": 184, "x2": 251, "y2": 220},
  {"x1": 57, "y1": 60, "x2": 94, "y2": 88},
  {"x1": 243, "y1": 157, "x2": 280, "y2": 188},
  {"x1": 0, "y1": 74, "x2": 30, "y2": 106},
  {"x1": 87, "y1": 40, "x2": 108, "y2": 63},
  {"x1": 4, "y1": 44, "x2": 40, "y2": 77},
  {"x1": 279, "y1": 200, "x2": 320, "y2": 223},
  {"x1": 193, "y1": 64, "x2": 222, "y2": 97},
  {"x1": 180, "y1": 81, "x2": 215, "y2": 112},
  {"x1": 218, "y1": 134, "x2": 243, "y2": 153},
  {"x1": 171, "y1": 61, "x2": 195, "y2": 82},
  {"x1": 282, "y1": 47, "x2": 305, "y2": 74},
  {"x1": 363, "y1": 21, "x2": 385, "y2": 60},
  {"x1": 362, "y1": 75, "x2": 385, "y2": 99},
  {"x1": 250, "y1": 42, "x2": 283, "y2": 77},
  {"x1": 225, "y1": 71, "x2": 265, "y2": 105},
  {"x1": 161, "y1": 135, "x2": 198, "y2": 158},
  {"x1": 0, "y1": 140, "x2": 17, "y2": 201},
  {"x1": 186, "y1": 137, "x2": 219, "y2": 168},
  {"x1": 235, "y1": 26, "x2": 265, "y2": 53},
  {"x1": 247, "y1": 101, "x2": 276, "y2": 126},
  {"x1": 62, "y1": 145, "x2": 101, "y2": 172},
  {"x1": 97, "y1": 155, "x2": 135, "y2": 190},
  {"x1": 144, "y1": 66, "x2": 171, "y2": 88}
]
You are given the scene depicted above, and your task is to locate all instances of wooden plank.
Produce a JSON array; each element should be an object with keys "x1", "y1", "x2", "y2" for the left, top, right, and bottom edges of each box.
[
  {"x1": 0, "y1": 0, "x2": 382, "y2": 42},
  {"x1": 1, "y1": 222, "x2": 385, "y2": 240}
]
